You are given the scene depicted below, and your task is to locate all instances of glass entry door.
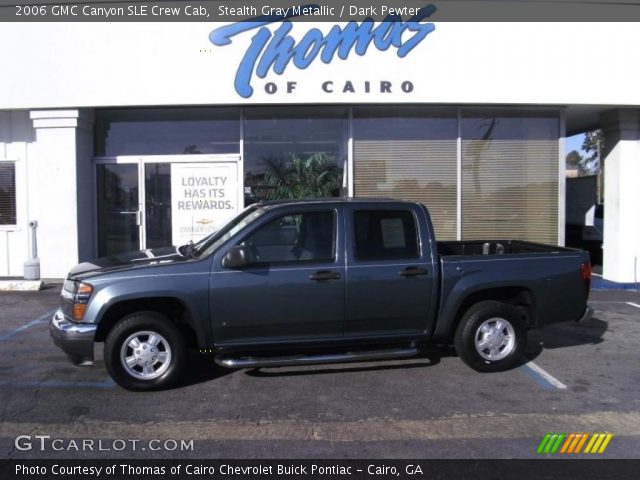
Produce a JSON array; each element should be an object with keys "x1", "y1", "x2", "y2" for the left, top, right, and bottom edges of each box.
[
  {"x1": 144, "y1": 163, "x2": 172, "y2": 249},
  {"x1": 96, "y1": 155, "x2": 243, "y2": 257},
  {"x1": 96, "y1": 163, "x2": 141, "y2": 256}
]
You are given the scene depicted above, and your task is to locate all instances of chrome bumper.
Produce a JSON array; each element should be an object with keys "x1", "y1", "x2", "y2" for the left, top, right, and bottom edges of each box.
[
  {"x1": 49, "y1": 308, "x2": 96, "y2": 365},
  {"x1": 576, "y1": 306, "x2": 594, "y2": 324}
]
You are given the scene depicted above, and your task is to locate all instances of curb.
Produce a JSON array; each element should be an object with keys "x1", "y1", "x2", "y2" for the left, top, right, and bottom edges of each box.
[
  {"x1": 592, "y1": 277, "x2": 639, "y2": 291},
  {"x1": 0, "y1": 280, "x2": 44, "y2": 291}
]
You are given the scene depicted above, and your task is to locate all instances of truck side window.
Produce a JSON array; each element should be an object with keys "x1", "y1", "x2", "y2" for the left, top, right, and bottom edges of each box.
[
  {"x1": 354, "y1": 210, "x2": 418, "y2": 261},
  {"x1": 241, "y1": 211, "x2": 335, "y2": 264}
]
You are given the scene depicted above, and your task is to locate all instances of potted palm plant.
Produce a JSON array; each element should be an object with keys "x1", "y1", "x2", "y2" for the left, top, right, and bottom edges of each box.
[{"x1": 263, "y1": 152, "x2": 343, "y2": 200}]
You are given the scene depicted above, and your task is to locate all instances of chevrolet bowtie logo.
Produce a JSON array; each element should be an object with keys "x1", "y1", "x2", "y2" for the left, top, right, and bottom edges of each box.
[{"x1": 196, "y1": 218, "x2": 213, "y2": 225}]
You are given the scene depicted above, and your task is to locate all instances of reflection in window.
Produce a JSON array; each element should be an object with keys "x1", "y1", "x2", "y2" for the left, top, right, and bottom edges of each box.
[
  {"x1": 96, "y1": 164, "x2": 139, "y2": 256},
  {"x1": 95, "y1": 108, "x2": 240, "y2": 156},
  {"x1": 461, "y1": 110, "x2": 559, "y2": 243},
  {"x1": 354, "y1": 210, "x2": 419, "y2": 261},
  {"x1": 353, "y1": 107, "x2": 458, "y2": 240},
  {"x1": 145, "y1": 163, "x2": 172, "y2": 249},
  {"x1": 243, "y1": 107, "x2": 348, "y2": 204},
  {"x1": 242, "y1": 211, "x2": 335, "y2": 264}
]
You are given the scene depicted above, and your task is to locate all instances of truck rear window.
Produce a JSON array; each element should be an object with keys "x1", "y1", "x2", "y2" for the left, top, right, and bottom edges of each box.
[{"x1": 353, "y1": 210, "x2": 419, "y2": 261}]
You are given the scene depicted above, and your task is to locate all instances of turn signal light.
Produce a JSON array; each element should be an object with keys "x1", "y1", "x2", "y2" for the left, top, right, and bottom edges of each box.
[
  {"x1": 71, "y1": 282, "x2": 93, "y2": 321},
  {"x1": 72, "y1": 303, "x2": 88, "y2": 321}
]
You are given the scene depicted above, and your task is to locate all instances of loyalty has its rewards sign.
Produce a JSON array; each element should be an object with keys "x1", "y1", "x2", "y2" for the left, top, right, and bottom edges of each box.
[{"x1": 208, "y1": 4, "x2": 437, "y2": 98}]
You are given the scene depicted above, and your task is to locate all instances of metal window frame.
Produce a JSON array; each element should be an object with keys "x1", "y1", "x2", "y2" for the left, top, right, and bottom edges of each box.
[
  {"x1": 456, "y1": 107, "x2": 462, "y2": 241},
  {"x1": 558, "y1": 109, "x2": 567, "y2": 246}
]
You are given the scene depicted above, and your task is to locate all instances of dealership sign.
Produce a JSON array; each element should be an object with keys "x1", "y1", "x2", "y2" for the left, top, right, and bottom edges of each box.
[
  {"x1": 209, "y1": 4, "x2": 437, "y2": 98},
  {"x1": 170, "y1": 163, "x2": 239, "y2": 245}
]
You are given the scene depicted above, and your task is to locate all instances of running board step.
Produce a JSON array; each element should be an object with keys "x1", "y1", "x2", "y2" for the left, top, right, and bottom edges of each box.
[{"x1": 215, "y1": 345, "x2": 418, "y2": 369}]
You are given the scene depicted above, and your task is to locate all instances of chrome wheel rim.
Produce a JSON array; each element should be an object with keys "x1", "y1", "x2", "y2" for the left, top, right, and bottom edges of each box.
[
  {"x1": 120, "y1": 331, "x2": 172, "y2": 380},
  {"x1": 474, "y1": 317, "x2": 516, "y2": 361}
]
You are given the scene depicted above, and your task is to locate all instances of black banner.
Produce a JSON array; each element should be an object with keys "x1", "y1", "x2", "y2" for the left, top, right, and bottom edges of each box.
[
  {"x1": 4, "y1": 0, "x2": 640, "y2": 22},
  {"x1": 2, "y1": 459, "x2": 640, "y2": 480}
]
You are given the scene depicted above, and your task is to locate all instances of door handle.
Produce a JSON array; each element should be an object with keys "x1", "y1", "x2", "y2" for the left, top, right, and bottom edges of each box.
[
  {"x1": 399, "y1": 267, "x2": 427, "y2": 277},
  {"x1": 118, "y1": 211, "x2": 142, "y2": 226},
  {"x1": 309, "y1": 271, "x2": 341, "y2": 281}
]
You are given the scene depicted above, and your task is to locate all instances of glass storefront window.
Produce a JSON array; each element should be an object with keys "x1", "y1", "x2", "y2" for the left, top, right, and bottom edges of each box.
[
  {"x1": 92, "y1": 106, "x2": 561, "y2": 251},
  {"x1": 145, "y1": 163, "x2": 172, "y2": 249},
  {"x1": 95, "y1": 108, "x2": 240, "y2": 156},
  {"x1": 243, "y1": 107, "x2": 348, "y2": 204},
  {"x1": 0, "y1": 162, "x2": 16, "y2": 226},
  {"x1": 353, "y1": 107, "x2": 458, "y2": 240},
  {"x1": 461, "y1": 110, "x2": 560, "y2": 243}
]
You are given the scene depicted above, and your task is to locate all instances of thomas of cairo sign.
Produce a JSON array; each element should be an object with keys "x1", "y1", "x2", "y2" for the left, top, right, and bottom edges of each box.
[{"x1": 209, "y1": 4, "x2": 437, "y2": 98}]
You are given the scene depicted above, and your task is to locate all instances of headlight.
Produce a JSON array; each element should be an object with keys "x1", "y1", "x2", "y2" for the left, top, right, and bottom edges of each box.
[{"x1": 70, "y1": 281, "x2": 93, "y2": 321}]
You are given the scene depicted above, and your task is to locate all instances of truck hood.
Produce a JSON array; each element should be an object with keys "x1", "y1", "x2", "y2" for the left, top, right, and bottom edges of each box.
[{"x1": 68, "y1": 246, "x2": 187, "y2": 279}]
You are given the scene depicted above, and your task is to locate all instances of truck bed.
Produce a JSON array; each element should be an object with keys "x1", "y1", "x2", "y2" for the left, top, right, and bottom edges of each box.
[{"x1": 437, "y1": 240, "x2": 576, "y2": 257}]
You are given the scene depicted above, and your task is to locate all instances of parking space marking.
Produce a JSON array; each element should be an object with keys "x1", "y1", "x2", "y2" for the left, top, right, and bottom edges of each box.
[
  {"x1": 521, "y1": 361, "x2": 567, "y2": 390},
  {"x1": 625, "y1": 302, "x2": 640, "y2": 309},
  {"x1": 0, "y1": 308, "x2": 56, "y2": 342}
]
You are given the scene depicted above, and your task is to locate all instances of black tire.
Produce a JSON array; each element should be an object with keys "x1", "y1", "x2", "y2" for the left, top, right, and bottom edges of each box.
[
  {"x1": 454, "y1": 300, "x2": 527, "y2": 373},
  {"x1": 104, "y1": 311, "x2": 187, "y2": 391}
]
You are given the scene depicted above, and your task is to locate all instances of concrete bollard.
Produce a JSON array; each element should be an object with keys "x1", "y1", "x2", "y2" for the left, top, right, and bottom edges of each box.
[{"x1": 23, "y1": 220, "x2": 41, "y2": 280}]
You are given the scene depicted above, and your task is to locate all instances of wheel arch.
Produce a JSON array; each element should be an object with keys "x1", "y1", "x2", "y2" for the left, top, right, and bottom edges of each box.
[
  {"x1": 447, "y1": 286, "x2": 535, "y2": 340},
  {"x1": 95, "y1": 297, "x2": 200, "y2": 348}
]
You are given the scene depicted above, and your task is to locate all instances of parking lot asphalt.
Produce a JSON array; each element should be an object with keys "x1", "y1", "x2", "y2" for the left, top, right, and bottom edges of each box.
[{"x1": 0, "y1": 285, "x2": 639, "y2": 459}]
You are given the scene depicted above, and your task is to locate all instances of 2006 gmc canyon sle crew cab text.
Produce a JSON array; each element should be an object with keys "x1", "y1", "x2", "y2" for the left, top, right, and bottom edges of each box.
[{"x1": 50, "y1": 199, "x2": 592, "y2": 391}]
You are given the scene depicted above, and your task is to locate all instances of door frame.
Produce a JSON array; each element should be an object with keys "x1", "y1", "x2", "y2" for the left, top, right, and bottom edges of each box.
[{"x1": 93, "y1": 154, "x2": 242, "y2": 256}]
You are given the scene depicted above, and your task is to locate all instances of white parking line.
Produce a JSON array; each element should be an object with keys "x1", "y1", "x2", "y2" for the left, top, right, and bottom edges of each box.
[
  {"x1": 523, "y1": 361, "x2": 567, "y2": 390},
  {"x1": 625, "y1": 302, "x2": 640, "y2": 309}
]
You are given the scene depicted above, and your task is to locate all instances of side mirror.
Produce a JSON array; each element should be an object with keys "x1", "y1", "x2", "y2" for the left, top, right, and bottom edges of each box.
[{"x1": 222, "y1": 245, "x2": 254, "y2": 269}]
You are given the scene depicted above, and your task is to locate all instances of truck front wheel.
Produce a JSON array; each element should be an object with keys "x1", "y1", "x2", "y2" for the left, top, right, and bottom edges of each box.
[
  {"x1": 104, "y1": 312, "x2": 187, "y2": 391},
  {"x1": 454, "y1": 301, "x2": 526, "y2": 372}
]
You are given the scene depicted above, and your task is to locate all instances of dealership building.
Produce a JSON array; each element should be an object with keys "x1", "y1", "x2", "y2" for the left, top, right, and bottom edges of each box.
[{"x1": 0, "y1": 20, "x2": 638, "y2": 282}]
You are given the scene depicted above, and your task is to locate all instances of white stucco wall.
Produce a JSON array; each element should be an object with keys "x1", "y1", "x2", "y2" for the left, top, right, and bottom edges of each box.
[
  {"x1": 0, "y1": 23, "x2": 639, "y2": 108},
  {"x1": 0, "y1": 111, "x2": 33, "y2": 277},
  {"x1": 602, "y1": 110, "x2": 640, "y2": 283},
  {"x1": 0, "y1": 110, "x2": 94, "y2": 279}
]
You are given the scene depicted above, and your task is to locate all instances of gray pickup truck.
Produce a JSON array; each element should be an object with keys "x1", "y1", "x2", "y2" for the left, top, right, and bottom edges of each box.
[{"x1": 51, "y1": 199, "x2": 592, "y2": 391}]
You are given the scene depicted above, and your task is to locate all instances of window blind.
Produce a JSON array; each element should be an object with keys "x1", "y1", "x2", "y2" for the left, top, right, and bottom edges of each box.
[
  {"x1": 0, "y1": 162, "x2": 16, "y2": 226},
  {"x1": 461, "y1": 113, "x2": 559, "y2": 244},
  {"x1": 353, "y1": 110, "x2": 458, "y2": 240}
]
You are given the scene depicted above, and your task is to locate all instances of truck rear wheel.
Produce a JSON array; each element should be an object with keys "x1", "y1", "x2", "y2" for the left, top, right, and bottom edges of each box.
[
  {"x1": 104, "y1": 312, "x2": 187, "y2": 391},
  {"x1": 454, "y1": 301, "x2": 526, "y2": 372}
]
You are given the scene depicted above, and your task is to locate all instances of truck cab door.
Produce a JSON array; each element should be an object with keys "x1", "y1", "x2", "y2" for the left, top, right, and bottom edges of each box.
[
  {"x1": 210, "y1": 205, "x2": 345, "y2": 345},
  {"x1": 344, "y1": 204, "x2": 438, "y2": 337}
]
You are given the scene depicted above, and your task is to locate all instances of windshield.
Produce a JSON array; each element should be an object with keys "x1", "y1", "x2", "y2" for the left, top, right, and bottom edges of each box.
[{"x1": 191, "y1": 204, "x2": 267, "y2": 258}]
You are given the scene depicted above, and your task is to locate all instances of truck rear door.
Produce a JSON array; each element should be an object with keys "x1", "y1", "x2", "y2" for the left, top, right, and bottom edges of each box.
[{"x1": 343, "y1": 203, "x2": 438, "y2": 337}]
